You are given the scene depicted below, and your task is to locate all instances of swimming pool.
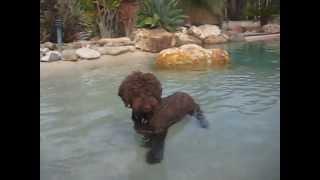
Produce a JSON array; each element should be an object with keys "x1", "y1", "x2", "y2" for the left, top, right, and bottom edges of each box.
[{"x1": 40, "y1": 39, "x2": 280, "y2": 180}]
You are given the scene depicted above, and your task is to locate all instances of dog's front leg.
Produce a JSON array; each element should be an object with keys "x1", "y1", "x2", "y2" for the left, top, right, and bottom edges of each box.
[{"x1": 146, "y1": 130, "x2": 167, "y2": 164}]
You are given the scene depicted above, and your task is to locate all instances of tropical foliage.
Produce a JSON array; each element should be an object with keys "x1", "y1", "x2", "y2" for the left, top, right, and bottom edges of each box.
[
  {"x1": 244, "y1": 0, "x2": 280, "y2": 25},
  {"x1": 136, "y1": 0, "x2": 187, "y2": 32}
]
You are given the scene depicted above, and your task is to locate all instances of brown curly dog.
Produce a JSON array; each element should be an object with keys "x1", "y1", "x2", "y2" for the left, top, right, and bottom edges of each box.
[
  {"x1": 118, "y1": 72, "x2": 209, "y2": 164},
  {"x1": 118, "y1": 71, "x2": 162, "y2": 130}
]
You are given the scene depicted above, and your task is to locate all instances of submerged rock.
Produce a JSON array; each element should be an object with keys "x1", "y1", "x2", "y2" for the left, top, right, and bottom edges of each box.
[
  {"x1": 133, "y1": 28, "x2": 176, "y2": 53},
  {"x1": 62, "y1": 49, "x2": 78, "y2": 61},
  {"x1": 75, "y1": 47, "x2": 101, "y2": 59},
  {"x1": 41, "y1": 51, "x2": 62, "y2": 62},
  {"x1": 155, "y1": 44, "x2": 230, "y2": 69}
]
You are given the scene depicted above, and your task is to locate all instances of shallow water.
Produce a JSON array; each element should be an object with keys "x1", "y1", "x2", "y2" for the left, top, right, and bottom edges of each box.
[{"x1": 40, "y1": 40, "x2": 280, "y2": 180}]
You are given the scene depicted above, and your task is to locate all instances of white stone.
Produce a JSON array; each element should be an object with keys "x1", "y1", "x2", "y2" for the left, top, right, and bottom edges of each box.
[
  {"x1": 262, "y1": 24, "x2": 280, "y2": 33},
  {"x1": 40, "y1": 51, "x2": 62, "y2": 62},
  {"x1": 75, "y1": 47, "x2": 101, "y2": 59},
  {"x1": 93, "y1": 46, "x2": 135, "y2": 55},
  {"x1": 188, "y1": 24, "x2": 221, "y2": 40}
]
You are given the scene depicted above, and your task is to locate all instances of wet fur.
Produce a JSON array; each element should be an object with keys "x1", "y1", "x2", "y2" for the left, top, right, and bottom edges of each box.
[
  {"x1": 118, "y1": 72, "x2": 208, "y2": 164},
  {"x1": 118, "y1": 71, "x2": 162, "y2": 108},
  {"x1": 135, "y1": 92, "x2": 208, "y2": 164}
]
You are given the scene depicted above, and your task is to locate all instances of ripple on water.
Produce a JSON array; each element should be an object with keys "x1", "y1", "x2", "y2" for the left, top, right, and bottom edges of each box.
[{"x1": 41, "y1": 40, "x2": 280, "y2": 180}]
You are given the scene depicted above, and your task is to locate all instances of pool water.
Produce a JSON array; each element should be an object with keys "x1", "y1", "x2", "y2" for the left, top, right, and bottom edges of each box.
[{"x1": 40, "y1": 40, "x2": 280, "y2": 180}]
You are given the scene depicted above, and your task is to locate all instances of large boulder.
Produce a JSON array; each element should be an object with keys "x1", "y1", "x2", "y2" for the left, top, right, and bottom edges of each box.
[
  {"x1": 262, "y1": 24, "x2": 280, "y2": 33},
  {"x1": 204, "y1": 35, "x2": 228, "y2": 44},
  {"x1": 41, "y1": 51, "x2": 62, "y2": 62},
  {"x1": 133, "y1": 28, "x2": 176, "y2": 53},
  {"x1": 188, "y1": 25, "x2": 221, "y2": 40},
  {"x1": 62, "y1": 49, "x2": 78, "y2": 61},
  {"x1": 92, "y1": 45, "x2": 135, "y2": 55},
  {"x1": 75, "y1": 47, "x2": 101, "y2": 59},
  {"x1": 95, "y1": 37, "x2": 134, "y2": 47},
  {"x1": 175, "y1": 32, "x2": 202, "y2": 46},
  {"x1": 155, "y1": 44, "x2": 230, "y2": 69}
]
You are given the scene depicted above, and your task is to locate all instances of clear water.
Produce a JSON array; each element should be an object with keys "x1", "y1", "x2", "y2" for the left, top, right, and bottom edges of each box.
[{"x1": 40, "y1": 40, "x2": 280, "y2": 180}]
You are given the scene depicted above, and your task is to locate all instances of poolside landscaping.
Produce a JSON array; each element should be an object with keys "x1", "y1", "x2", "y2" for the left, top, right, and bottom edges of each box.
[{"x1": 40, "y1": 22, "x2": 280, "y2": 66}]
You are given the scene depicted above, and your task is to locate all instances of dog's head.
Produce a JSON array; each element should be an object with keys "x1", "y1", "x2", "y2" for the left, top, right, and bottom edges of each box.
[
  {"x1": 131, "y1": 95, "x2": 160, "y2": 114},
  {"x1": 118, "y1": 71, "x2": 162, "y2": 109}
]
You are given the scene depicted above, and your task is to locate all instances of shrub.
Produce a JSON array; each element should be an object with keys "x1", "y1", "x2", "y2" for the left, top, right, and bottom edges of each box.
[
  {"x1": 136, "y1": 0, "x2": 187, "y2": 32},
  {"x1": 244, "y1": 0, "x2": 280, "y2": 26}
]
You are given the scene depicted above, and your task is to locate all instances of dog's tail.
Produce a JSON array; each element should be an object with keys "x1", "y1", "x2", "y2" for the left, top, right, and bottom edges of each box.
[{"x1": 193, "y1": 104, "x2": 209, "y2": 128}]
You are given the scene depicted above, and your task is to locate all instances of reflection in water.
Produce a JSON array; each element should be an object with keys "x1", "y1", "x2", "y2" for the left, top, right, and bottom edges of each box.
[{"x1": 41, "y1": 40, "x2": 280, "y2": 180}]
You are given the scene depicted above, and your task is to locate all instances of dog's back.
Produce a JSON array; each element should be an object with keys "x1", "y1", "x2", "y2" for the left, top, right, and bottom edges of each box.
[{"x1": 150, "y1": 92, "x2": 207, "y2": 131}]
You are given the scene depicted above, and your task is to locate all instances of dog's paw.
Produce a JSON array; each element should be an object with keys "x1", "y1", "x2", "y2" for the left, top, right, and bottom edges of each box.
[{"x1": 199, "y1": 118, "x2": 209, "y2": 129}]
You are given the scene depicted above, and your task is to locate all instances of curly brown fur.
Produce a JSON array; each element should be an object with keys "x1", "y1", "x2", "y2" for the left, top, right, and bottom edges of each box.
[
  {"x1": 135, "y1": 92, "x2": 209, "y2": 164},
  {"x1": 118, "y1": 72, "x2": 208, "y2": 164},
  {"x1": 118, "y1": 71, "x2": 162, "y2": 109}
]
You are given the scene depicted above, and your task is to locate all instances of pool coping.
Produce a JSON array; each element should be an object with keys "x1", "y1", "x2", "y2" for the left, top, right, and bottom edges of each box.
[{"x1": 244, "y1": 33, "x2": 280, "y2": 42}]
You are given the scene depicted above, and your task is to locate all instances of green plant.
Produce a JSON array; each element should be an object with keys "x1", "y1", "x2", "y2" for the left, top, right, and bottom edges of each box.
[
  {"x1": 58, "y1": 0, "x2": 94, "y2": 42},
  {"x1": 136, "y1": 0, "x2": 187, "y2": 32},
  {"x1": 91, "y1": 0, "x2": 122, "y2": 37},
  {"x1": 244, "y1": 0, "x2": 279, "y2": 25},
  {"x1": 40, "y1": 0, "x2": 58, "y2": 42}
]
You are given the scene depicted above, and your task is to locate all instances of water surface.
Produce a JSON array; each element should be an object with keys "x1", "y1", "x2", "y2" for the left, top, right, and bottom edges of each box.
[{"x1": 40, "y1": 40, "x2": 280, "y2": 180}]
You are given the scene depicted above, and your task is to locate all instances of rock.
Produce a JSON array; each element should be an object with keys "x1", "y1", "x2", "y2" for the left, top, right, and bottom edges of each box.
[
  {"x1": 155, "y1": 44, "x2": 230, "y2": 69},
  {"x1": 221, "y1": 33, "x2": 230, "y2": 41},
  {"x1": 204, "y1": 35, "x2": 228, "y2": 44},
  {"x1": 43, "y1": 42, "x2": 56, "y2": 50},
  {"x1": 41, "y1": 51, "x2": 62, "y2": 62},
  {"x1": 95, "y1": 37, "x2": 134, "y2": 47},
  {"x1": 92, "y1": 45, "x2": 135, "y2": 55},
  {"x1": 71, "y1": 40, "x2": 92, "y2": 49},
  {"x1": 75, "y1": 48, "x2": 101, "y2": 59},
  {"x1": 176, "y1": 26, "x2": 188, "y2": 33},
  {"x1": 262, "y1": 24, "x2": 280, "y2": 33},
  {"x1": 62, "y1": 49, "x2": 78, "y2": 61},
  {"x1": 244, "y1": 26, "x2": 263, "y2": 33},
  {"x1": 226, "y1": 31, "x2": 245, "y2": 42},
  {"x1": 187, "y1": 26, "x2": 204, "y2": 39},
  {"x1": 188, "y1": 25, "x2": 221, "y2": 40},
  {"x1": 229, "y1": 25, "x2": 245, "y2": 33},
  {"x1": 175, "y1": 32, "x2": 202, "y2": 46},
  {"x1": 40, "y1": 48, "x2": 49, "y2": 56},
  {"x1": 211, "y1": 49, "x2": 230, "y2": 65},
  {"x1": 133, "y1": 28, "x2": 176, "y2": 53}
]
